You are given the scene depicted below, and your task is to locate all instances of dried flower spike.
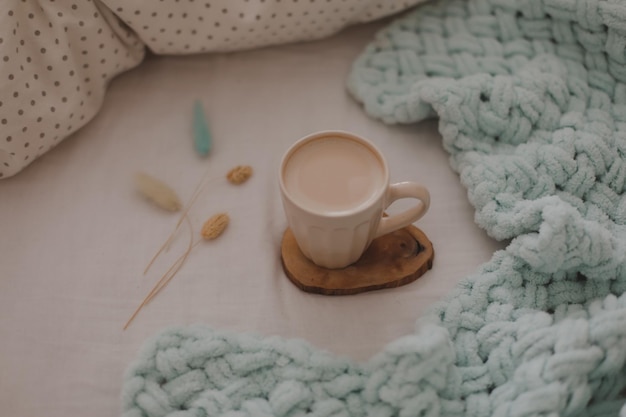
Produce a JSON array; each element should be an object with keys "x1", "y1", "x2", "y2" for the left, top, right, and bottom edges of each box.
[
  {"x1": 193, "y1": 100, "x2": 212, "y2": 156},
  {"x1": 227, "y1": 165, "x2": 252, "y2": 185},
  {"x1": 134, "y1": 172, "x2": 182, "y2": 212},
  {"x1": 201, "y1": 213, "x2": 229, "y2": 240}
]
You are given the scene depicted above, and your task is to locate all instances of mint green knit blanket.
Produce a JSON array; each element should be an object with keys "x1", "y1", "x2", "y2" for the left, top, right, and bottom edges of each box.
[{"x1": 121, "y1": 1, "x2": 626, "y2": 416}]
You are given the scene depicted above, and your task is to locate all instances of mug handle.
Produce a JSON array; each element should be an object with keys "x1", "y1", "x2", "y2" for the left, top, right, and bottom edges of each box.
[{"x1": 374, "y1": 182, "x2": 430, "y2": 239}]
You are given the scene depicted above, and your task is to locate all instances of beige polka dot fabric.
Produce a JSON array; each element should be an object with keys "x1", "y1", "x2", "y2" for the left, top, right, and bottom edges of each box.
[
  {"x1": 0, "y1": 0, "x2": 424, "y2": 179},
  {"x1": 103, "y1": 0, "x2": 423, "y2": 54},
  {"x1": 0, "y1": 1, "x2": 144, "y2": 179}
]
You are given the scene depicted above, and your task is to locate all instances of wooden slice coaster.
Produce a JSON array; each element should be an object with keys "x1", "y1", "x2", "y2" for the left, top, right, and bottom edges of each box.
[{"x1": 280, "y1": 226, "x2": 434, "y2": 295}]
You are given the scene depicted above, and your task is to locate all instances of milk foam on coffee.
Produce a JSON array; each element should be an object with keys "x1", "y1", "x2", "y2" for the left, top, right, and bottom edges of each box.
[{"x1": 283, "y1": 136, "x2": 385, "y2": 213}]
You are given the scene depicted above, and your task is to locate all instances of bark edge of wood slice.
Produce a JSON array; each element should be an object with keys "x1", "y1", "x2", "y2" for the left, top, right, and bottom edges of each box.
[{"x1": 280, "y1": 225, "x2": 434, "y2": 295}]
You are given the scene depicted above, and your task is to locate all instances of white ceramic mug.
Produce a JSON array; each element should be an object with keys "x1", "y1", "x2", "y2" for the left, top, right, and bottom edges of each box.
[{"x1": 279, "y1": 130, "x2": 430, "y2": 269}]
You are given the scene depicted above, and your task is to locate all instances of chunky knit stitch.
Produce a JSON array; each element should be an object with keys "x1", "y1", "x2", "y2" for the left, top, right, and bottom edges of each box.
[{"x1": 121, "y1": 1, "x2": 626, "y2": 416}]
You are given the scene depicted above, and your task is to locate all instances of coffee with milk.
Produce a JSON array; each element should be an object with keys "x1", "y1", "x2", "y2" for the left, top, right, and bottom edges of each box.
[{"x1": 282, "y1": 136, "x2": 385, "y2": 213}]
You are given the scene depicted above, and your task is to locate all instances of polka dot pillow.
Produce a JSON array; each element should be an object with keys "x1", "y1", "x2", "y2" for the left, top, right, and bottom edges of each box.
[{"x1": 0, "y1": 0, "x2": 424, "y2": 179}]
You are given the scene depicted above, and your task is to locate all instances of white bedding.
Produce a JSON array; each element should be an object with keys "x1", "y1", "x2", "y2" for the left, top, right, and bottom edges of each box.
[{"x1": 0, "y1": 22, "x2": 504, "y2": 416}]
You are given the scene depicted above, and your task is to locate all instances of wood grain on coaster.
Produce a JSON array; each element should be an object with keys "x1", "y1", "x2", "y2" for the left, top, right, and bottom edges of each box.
[{"x1": 281, "y1": 226, "x2": 434, "y2": 295}]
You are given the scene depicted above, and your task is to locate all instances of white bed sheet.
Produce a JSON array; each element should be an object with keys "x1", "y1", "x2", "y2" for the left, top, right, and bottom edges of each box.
[{"x1": 0, "y1": 21, "x2": 504, "y2": 416}]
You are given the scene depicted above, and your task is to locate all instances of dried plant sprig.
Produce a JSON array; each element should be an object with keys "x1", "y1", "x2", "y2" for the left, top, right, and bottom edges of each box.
[
  {"x1": 226, "y1": 165, "x2": 253, "y2": 185},
  {"x1": 124, "y1": 215, "x2": 195, "y2": 330},
  {"x1": 143, "y1": 164, "x2": 251, "y2": 274},
  {"x1": 143, "y1": 173, "x2": 218, "y2": 275},
  {"x1": 125, "y1": 211, "x2": 231, "y2": 329},
  {"x1": 201, "y1": 213, "x2": 229, "y2": 240},
  {"x1": 135, "y1": 172, "x2": 182, "y2": 212}
]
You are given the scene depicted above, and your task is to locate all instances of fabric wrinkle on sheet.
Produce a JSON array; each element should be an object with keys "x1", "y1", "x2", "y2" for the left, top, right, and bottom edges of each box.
[
  {"x1": 0, "y1": 0, "x2": 424, "y2": 178},
  {"x1": 121, "y1": 1, "x2": 626, "y2": 417}
]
